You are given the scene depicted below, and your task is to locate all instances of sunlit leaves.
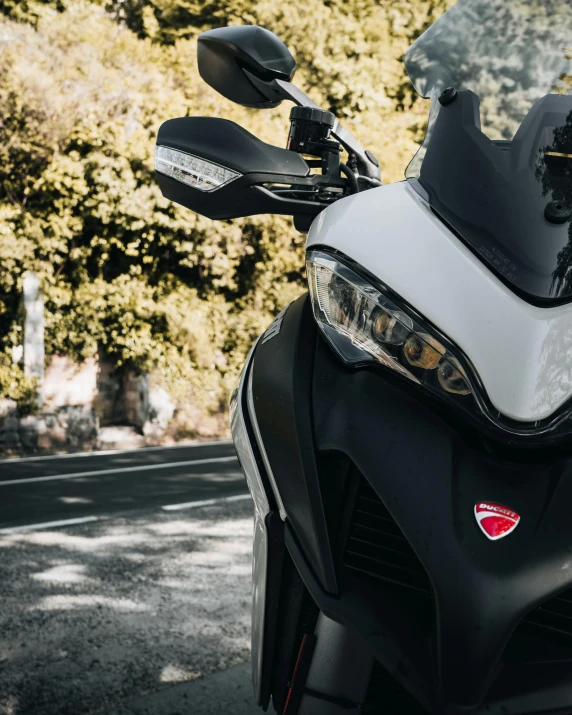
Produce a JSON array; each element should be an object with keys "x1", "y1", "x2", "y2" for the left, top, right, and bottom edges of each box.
[{"x1": 0, "y1": 0, "x2": 452, "y2": 417}]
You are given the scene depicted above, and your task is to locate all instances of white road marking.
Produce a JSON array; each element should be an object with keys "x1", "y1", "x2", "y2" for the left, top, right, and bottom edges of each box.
[
  {"x1": 162, "y1": 493, "x2": 251, "y2": 511},
  {"x1": 0, "y1": 516, "x2": 100, "y2": 534},
  {"x1": 0, "y1": 439, "x2": 233, "y2": 464},
  {"x1": 0, "y1": 456, "x2": 239, "y2": 487},
  {"x1": 0, "y1": 491, "x2": 251, "y2": 534}
]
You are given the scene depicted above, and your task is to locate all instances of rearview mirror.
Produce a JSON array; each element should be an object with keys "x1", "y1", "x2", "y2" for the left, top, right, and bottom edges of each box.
[
  {"x1": 155, "y1": 117, "x2": 327, "y2": 226},
  {"x1": 197, "y1": 25, "x2": 296, "y2": 108}
]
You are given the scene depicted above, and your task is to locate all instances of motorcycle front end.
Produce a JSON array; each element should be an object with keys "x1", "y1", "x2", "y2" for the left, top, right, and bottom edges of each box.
[
  {"x1": 155, "y1": 3, "x2": 572, "y2": 713},
  {"x1": 231, "y1": 187, "x2": 572, "y2": 715}
]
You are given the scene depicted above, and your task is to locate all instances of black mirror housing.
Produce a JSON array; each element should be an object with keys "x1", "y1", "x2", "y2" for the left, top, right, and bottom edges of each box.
[
  {"x1": 197, "y1": 25, "x2": 296, "y2": 108},
  {"x1": 196, "y1": 24, "x2": 381, "y2": 180}
]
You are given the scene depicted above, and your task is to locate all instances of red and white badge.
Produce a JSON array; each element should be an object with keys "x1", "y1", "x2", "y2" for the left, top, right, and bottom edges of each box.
[{"x1": 474, "y1": 502, "x2": 520, "y2": 541}]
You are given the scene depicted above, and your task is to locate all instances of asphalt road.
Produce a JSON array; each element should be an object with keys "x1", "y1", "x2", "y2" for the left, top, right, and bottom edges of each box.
[
  {"x1": 0, "y1": 441, "x2": 246, "y2": 531},
  {"x1": 0, "y1": 442, "x2": 261, "y2": 715}
]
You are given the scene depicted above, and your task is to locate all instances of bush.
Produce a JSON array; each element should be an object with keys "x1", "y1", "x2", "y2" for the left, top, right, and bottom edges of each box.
[
  {"x1": 0, "y1": 352, "x2": 38, "y2": 416},
  {"x1": 0, "y1": 0, "x2": 454, "y2": 432}
]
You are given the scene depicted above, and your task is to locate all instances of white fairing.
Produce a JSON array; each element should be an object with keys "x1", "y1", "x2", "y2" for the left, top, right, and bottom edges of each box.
[{"x1": 307, "y1": 181, "x2": 572, "y2": 423}]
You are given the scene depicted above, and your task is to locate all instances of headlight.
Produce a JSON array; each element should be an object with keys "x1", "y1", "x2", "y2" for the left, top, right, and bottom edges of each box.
[
  {"x1": 307, "y1": 248, "x2": 572, "y2": 444},
  {"x1": 307, "y1": 249, "x2": 475, "y2": 407}
]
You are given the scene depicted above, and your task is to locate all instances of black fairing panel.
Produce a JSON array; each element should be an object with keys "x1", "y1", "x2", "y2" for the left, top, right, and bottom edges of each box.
[
  {"x1": 250, "y1": 294, "x2": 338, "y2": 595},
  {"x1": 252, "y1": 296, "x2": 572, "y2": 713},
  {"x1": 311, "y1": 330, "x2": 572, "y2": 710}
]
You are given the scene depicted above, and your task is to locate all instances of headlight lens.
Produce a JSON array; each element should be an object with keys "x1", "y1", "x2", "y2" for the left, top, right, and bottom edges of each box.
[
  {"x1": 371, "y1": 308, "x2": 412, "y2": 345},
  {"x1": 438, "y1": 360, "x2": 472, "y2": 396},
  {"x1": 403, "y1": 333, "x2": 443, "y2": 370},
  {"x1": 307, "y1": 249, "x2": 473, "y2": 405}
]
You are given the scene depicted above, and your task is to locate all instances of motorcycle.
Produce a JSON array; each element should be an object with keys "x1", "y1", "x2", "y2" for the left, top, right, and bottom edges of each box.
[{"x1": 155, "y1": 1, "x2": 572, "y2": 712}]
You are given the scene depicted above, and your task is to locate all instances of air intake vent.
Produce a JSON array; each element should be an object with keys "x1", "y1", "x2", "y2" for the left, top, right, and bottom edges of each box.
[
  {"x1": 363, "y1": 661, "x2": 431, "y2": 715},
  {"x1": 343, "y1": 477, "x2": 432, "y2": 596},
  {"x1": 515, "y1": 588, "x2": 572, "y2": 649}
]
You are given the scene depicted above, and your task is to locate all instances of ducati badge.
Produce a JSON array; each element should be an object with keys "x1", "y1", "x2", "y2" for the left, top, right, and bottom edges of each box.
[{"x1": 474, "y1": 502, "x2": 520, "y2": 541}]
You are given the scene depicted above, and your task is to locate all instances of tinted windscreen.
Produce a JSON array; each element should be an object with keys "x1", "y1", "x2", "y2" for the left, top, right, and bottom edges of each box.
[{"x1": 404, "y1": 0, "x2": 572, "y2": 303}]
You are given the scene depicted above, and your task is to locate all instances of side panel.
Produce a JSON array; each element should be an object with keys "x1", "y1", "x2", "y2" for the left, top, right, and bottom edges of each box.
[
  {"x1": 250, "y1": 293, "x2": 338, "y2": 595},
  {"x1": 231, "y1": 345, "x2": 283, "y2": 708}
]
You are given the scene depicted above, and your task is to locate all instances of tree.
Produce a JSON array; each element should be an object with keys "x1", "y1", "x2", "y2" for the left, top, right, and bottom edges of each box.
[{"x1": 0, "y1": 0, "x2": 452, "y2": 431}]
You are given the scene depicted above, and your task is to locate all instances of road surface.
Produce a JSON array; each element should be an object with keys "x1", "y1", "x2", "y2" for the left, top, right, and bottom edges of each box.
[
  {"x1": 0, "y1": 441, "x2": 245, "y2": 532},
  {"x1": 0, "y1": 443, "x2": 262, "y2": 715}
]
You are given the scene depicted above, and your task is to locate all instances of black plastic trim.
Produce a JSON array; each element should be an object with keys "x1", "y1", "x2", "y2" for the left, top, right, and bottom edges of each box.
[
  {"x1": 250, "y1": 293, "x2": 338, "y2": 594},
  {"x1": 284, "y1": 523, "x2": 436, "y2": 713},
  {"x1": 260, "y1": 512, "x2": 285, "y2": 709},
  {"x1": 156, "y1": 171, "x2": 329, "y2": 221},
  {"x1": 270, "y1": 554, "x2": 320, "y2": 713},
  {"x1": 410, "y1": 178, "x2": 572, "y2": 310}
]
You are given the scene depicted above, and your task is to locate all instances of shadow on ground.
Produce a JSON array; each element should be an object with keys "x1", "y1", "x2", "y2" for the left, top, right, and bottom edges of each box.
[{"x1": 0, "y1": 500, "x2": 254, "y2": 715}]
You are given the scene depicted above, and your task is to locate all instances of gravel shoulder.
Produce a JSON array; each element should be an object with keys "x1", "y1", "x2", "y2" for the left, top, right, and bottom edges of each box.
[{"x1": 0, "y1": 500, "x2": 254, "y2": 715}]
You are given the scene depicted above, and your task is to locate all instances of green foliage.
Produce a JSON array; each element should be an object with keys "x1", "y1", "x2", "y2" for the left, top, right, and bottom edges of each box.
[
  {"x1": 0, "y1": 0, "x2": 453, "y2": 432},
  {"x1": 0, "y1": 0, "x2": 66, "y2": 25},
  {"x1": 98, "y1": 0, "x2": 454, "y2": 118},
  {"x1": 0, "y1": 352, "x2": 38, "y2": 415}
]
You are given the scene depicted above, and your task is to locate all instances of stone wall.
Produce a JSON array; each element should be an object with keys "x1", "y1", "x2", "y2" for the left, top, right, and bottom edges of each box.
[
  {"x1": 0, "y1": 401, "x2": 98, "y2": 451},
  {"x1": 0, "y1": 354, "x2": 176, "y2": 454},
  {"x1": 1, "y1": 275, "x2": 177, "y2": 454},
  {"x1": 44, "y1": 355, "x2": 98, "y2": 407}
]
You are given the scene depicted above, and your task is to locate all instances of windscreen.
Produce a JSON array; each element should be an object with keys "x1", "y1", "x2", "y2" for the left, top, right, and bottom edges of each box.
[{"x1": 404, "y1": 0, "x2": 572, "y2": 303}]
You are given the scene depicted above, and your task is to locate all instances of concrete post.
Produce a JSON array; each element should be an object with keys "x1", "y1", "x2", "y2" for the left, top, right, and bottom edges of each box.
[{"x1": 23, "y1": 271, "x2": 44, "y2": 404}]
